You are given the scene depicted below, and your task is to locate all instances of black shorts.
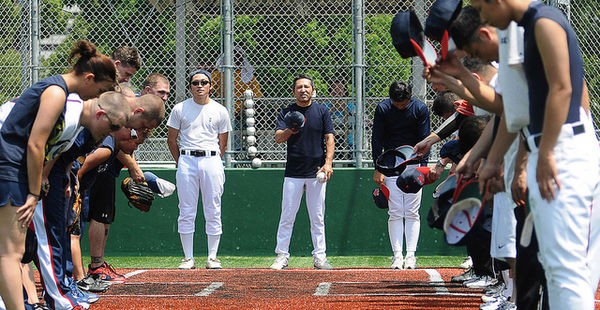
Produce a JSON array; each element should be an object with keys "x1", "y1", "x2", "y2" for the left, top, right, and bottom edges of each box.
[{"x1": 88, "y1": 173, "x2": 116, "y2": 224}]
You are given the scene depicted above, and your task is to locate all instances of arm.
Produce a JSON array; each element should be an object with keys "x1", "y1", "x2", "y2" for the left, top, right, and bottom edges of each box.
[
  {"x1": 511, "y1": 138, "x2": 529, "y2": 206},
  {"x1": 478, "y1": 113, "x2": 519, "y2": 193},
  {"x1": 319, "y1": 133, "x2": 335, "y2": 180},
  {"x1": 218, "y1": 132, "x2": 228, "y2": 159},
  {"x1": 535, "y1": 18, "x2": 573, "y2": 201},
  {"x1": 455, "y1": 118, "x2": 494, "y2": 179},
  {"x1": 274, "y1": 128, "x2": 295, "y2": 144},
  {"x1": 433, "y1": 53, "x2": 503, "y2": 115},
  {"x1": 78, "y1": 148, "x2": 113, "y2": 179},
  {"x1": 167, "y1": 127, "x2": 180, "y2": 166},
  {"x1": 21, "y1": 86, "x2": 66, "y2": 225},
  {"x1": 117, "y1": 151, "x2": 143, "y2": 182},
  {"x1": 371, "y1": 106, "x2": 386, "y2": 184}
]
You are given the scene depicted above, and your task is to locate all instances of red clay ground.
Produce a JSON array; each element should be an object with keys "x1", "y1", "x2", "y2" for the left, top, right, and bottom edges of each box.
[{"x1": 71, "y1": 267, "x2": 600, "y2": 309}]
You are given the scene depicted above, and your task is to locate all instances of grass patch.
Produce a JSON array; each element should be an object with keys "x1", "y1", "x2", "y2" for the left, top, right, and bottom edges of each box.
[{"x1": 94, "y1": 256, "x2": 465, "y2": 269}]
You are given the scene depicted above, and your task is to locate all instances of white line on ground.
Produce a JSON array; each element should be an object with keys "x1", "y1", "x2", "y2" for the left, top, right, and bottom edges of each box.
[
  {"x1": 314, "y1": 282, "x2": 332, "y2": 296},
  {"x1": 124, "y1": 270, "x2": 148, "y2": 279},
  {"x1": 324, "y1": 292, "x2": 482, "y2": 297},
  {"x1": 195, "y1": 282, "x2": 224, "y2": 296},
  {"x1": 424, "y1": 269, "x2": 450, "y2": 294}
]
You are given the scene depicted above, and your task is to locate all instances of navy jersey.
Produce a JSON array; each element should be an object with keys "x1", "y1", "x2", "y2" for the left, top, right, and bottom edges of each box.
[
  {"x1": 79, "y1": 135, "x2": 123, "y2": 192},
  {"x1": 276, "y1": 102, "x2": 335, "y2": 178},
  {"x1": 518, "y1": 1, "x2": 584, "y2": 135},
  {"x1": 371, "y1": 98, "x2": 431, "y2": 165},
  {"x1": 52, "y1": 129, "x2": 97, "y2": 176},
  {"x1": 0, "y1": 75, "x2": 69, "y2": 183}
]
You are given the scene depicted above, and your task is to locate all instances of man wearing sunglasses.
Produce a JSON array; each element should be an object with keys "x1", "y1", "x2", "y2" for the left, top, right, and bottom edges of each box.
[{"x1": 167, "y1": 69, "x2": 232, "y2": 270}]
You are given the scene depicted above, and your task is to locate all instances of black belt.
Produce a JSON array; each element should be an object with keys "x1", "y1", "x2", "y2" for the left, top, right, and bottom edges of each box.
[
  {"x1": 522, "y1": 123, "x2": 585, "y2": 152},
  {"x1": 180, "y1": 150, "x2": 217, "y2": 157}
]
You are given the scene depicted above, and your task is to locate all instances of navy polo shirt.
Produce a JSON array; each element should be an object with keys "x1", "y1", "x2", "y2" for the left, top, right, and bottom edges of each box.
[
  {"x1": 276, "y1": 102, "x2": 335, "y2": 178},
  {"x1": 371, "y1": 97, "x2": 431, "y2": 165}
]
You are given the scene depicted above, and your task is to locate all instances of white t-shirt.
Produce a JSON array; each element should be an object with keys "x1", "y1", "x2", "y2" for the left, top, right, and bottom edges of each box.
[
  {"x1": 495, "y1": 22, "x2": 529, "y2": 133},
  {"x1": 167, "y1": 98, "x2": 232, "y2": 152}
]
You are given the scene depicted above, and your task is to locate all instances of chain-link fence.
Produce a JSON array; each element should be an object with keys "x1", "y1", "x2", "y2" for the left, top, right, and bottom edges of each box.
[{"x1": 1, "y1": 0, "x2": 598, "y2": 167}]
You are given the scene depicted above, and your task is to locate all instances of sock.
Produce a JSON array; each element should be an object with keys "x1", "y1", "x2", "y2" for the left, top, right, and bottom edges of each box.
[
  {"x1": 404, "y1": 217, "x2": 420, "y2": 254},
  {"x1": 406, "y1": 251, "x2": 415, "y2": 258},
  {"x1": 388, "y1": 219, "x2": 404, "y2": 257},
  {"x1": 180, "y1": 233, "x2": 194, "y2": 259},
  {"x1": 207, "y1": 234, "x2": 221, "y2": 260},
  {"x1": 502, "y1": 269, "x2": 513, "y2": 298}
]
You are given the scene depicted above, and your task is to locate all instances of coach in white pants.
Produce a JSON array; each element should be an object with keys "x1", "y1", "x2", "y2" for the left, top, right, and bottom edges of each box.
[
  {"x1": 167, "y1": 69, "x2": 232, "y2": 270},
  {"x1": 270, "y1": 74, "x2": 335, "y2": 270}
]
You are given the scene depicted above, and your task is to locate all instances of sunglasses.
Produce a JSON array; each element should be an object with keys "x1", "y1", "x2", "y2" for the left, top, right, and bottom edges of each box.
[
  {"x1": 98, "y1": 104, "x2": 122, "y2": 132},
  {"x1": 191, "y1": 80, "x2": 210, "y2": 87}
]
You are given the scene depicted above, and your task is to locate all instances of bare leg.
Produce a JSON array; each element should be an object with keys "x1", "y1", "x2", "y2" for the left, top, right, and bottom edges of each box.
[{"x1": 0, "y1": 203, "x2": 27, "y2": 310}]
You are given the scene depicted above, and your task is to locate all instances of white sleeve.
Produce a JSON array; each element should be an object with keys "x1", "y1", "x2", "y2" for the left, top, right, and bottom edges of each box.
[{"x1": 166, "y1": 103, "x2": 182, "y2": 129}]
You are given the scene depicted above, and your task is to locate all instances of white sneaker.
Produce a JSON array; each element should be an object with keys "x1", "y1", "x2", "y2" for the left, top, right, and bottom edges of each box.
[
  {"x1": 390, "y1": 256, "x2": 404, "y2": 269},
  {"x1": 403, "y1": 255, "x2": 416, "y2": 269},
  {"x1": 460, "y1": 256, "x2": 473, "y2": 269},
  {"x1": 178, "y1": 258, "x2": 195, "y2": 269},
  {"x1": 206, "y1": 258, "x2": 222, "y2": 269},
  {"x1": 465, "y1": 275, "x2": 497, "y2": 289},
  {"x1": 313, "y1": 258, "x2": 333, "y2": 270},
  {"x1": 479, "y1": 294, "x2": 508, "y2": 310},
  {"x1": 270, "y1": 254, "x2": 288, "y2": 270}
]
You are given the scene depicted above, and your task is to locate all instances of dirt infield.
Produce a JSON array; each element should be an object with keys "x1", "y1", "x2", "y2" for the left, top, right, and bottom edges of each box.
[
  {"x1": 88, "y1": 268, "x2": 483, "y2": 309},
  {"x1": 60, "y1": 267, "x2": 599, "y2": 309}
]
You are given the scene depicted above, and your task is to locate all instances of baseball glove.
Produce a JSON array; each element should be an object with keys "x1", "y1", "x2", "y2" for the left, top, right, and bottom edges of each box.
[{"x1": 121, "y1": 177, "x2": 155, "y2": 212}]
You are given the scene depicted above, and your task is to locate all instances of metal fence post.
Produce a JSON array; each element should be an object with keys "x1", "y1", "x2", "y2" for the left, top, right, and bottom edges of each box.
[
  {"x1": 353, "y1": 0, "x2": 365, "y2": 167},
  {"x1": 222, "y1": 0, "x2": 234, "y2": 167},
  {"x1": 175, "y1": 0, "x2": 187, "y2": 105}
]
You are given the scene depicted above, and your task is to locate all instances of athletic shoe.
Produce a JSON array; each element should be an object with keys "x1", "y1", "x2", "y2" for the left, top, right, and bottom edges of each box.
[
  {"x1": 403, "y1": 255, "x2": 416, "y2": 269},
  {"x1": 390, "y1": 256, "x2": 403, "y2": 269},
  {"x1": 178, "y1": 258, "x2": 196, "y2": 270},
  {"x1": 77, "y1": 274, "x2": 110, "y2": 293},
  {"x1": 460, "y1": 256, "x2": 473, "y2": 269},
  {"x1": 483, "y1": 282, "x2": 506, "y2": 297},
  {"x1": 70, "y1": 278, "x2": 99, "y2": 304},
  {"x1": 479, "y1": 294, "x2": 508, "y2": 310},
  {"x1": 33, "y1": 303, "x2": 49, "y2": 310},
  {"x1": 465, "y1": 275, "x2": 497, "y2": 289},
  {"x1": 270, "y1": 254, "x2": 288, "y2": 270},
  {"x1": 88, "y1": 262, "x2": 126, "y2": 283},
  {"x1": 451, "y1": 268, "x2": 476, "y2": 283},
  {"x1": 498, "y1": 301, "x2": 516, "y2": 310},
  {"x1": 206, "y1": 258, "x2": 222, "y2": 269},
  {"x1": 314, "y1": 258, "x2": 333, "y2": 270}
]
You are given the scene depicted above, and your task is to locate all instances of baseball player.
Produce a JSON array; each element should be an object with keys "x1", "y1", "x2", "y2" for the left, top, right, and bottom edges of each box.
[
  {"x1": 372, "y1": 81, "x2": 430, "y2": 269},
  {"x1": 270, "y1": 74, "x2": 335, "y2": 270},
  {"x1": 470, "y1": 1, "x2": 600, "y2": 309},
  {"x1": 0, "y1": 40, "x2": 117, "y2": 310},
  {"x1": 80, "y1": 127, "x2": 152, "y2": 284},
  {"x1": 167, "y1": 69, "x2": 232, "y2": 270}
]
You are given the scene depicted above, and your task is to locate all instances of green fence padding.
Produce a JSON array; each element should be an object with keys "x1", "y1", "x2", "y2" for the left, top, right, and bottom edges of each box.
[{"x1": 83, "y1": 168, "x2": 464, "y2": 257}]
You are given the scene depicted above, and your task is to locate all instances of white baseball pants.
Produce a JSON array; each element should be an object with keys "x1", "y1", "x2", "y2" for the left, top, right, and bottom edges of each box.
[
  {"x1": 526, "y1": 120, "x2": 600, "y2": 310},
  {"x1": 275, "y1": 177, "x2": 327, "y2": 260},
  {"x1": 384, "y1": 174, "x2": 422, "y2": 255},
  {"x1": 176, "y1": 154, "x2": 225, "y2": 236}
]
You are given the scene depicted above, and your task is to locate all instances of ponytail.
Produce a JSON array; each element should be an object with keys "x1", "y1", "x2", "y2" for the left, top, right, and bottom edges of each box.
[{"x1": 68, "y1": 40, "x2": 117, "y2": 84}]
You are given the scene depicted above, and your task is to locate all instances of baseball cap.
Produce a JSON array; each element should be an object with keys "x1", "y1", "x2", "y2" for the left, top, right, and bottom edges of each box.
[
  {"x1": 143, "y1": 171, "x2": 176, "y2": 198},
  {"x1": 375, "y1": 145, "x2": 421, "y2": 177},
  {"x1": 396, "y1": 166, "x2": 432, "y2": 194},
  {"x1": 390, "y1": 10, "x2": 424, "y2": 58},
  {"x1": 188, "y1": 69, "x2": 212, "y2": 84},
  {"x1": 425, "y1": 0, "x2": 463, "y2": 41},
  {"x1": 443, "y1": 177, "x2": 484, "y2": 245},
  {"x1": 440, "y1": 140, "x2": 462, "y2": 164},
  {"x1": 372, "y1": 184, "x2": 390, "y2": 209}
]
